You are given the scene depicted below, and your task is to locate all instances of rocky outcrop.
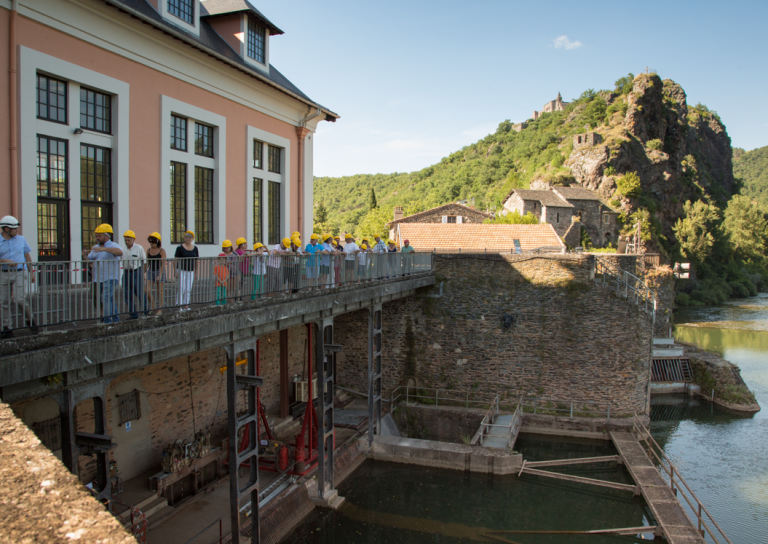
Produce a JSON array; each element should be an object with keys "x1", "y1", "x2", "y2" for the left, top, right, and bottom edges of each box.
[{"x1": 564, "y1": 74, "x2": 734, "y2": 256}]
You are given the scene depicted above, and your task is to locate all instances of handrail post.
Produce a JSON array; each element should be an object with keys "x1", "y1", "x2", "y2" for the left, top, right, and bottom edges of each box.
[
  {"x1": 570, "y1": 401, "x2": 573, "y2": 418},
  {"x1": 607, "y1": 404, "x2": 610, "y2": 422},
  {"x1": 436, "y1": 389, "x2": 438, "y2": 407},
  {"x1": 406, "y1": 385, "x2": 409, "y2": 406}
]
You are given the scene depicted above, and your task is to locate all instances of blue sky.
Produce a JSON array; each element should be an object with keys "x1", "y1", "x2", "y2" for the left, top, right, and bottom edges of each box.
[{"x1": 265, "y1": 0, "x2": 768, "y2": 177}]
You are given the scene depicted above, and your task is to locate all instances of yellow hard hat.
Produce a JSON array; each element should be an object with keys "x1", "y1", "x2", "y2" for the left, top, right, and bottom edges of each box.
[
  {"x1": 310, "y1": 233, "x2": 320, "y2": 240},
  {"x1": 235, "y1": 237, "x2": 247, "y2": 247},
  {"x1": 292, "y1": 231, "x2": 300, "y2": 238},
  {"x1": 150, "y1": 232, "x2": 162, "y2": 241},
  {"x1": 222, "y1": 239, "x2": 233, "y2": 248},
  {"x1": 291, "y1": 238, "x2": 301, "y2": 246},
  {"x1": 323, "y1": 233, "x2": 333, "y2": 241},
  {"x1": 281, "y1": 237, "x2": 291, "y2": 247},
  {"x1": 360, "y1": 244, "x2": 368, "y2": 250},
  {"x1": 95, "y1": 223, "x2": 113, "y2": 234},
  {"x1": 253, "y1": 242, "x2": 264, "y2": 250},
  {"x1": 334, "y1": 236, "x2": 340, "y2": 241},
  {"x1": 344, "y1": 233, "x2": 353, "y2": 239},
  {"x1": 387, "y1": 239, "x2": 396, "y2": 244},
  {"x1": 185, "y1": 230, "x2": 195, "y2": 238},
  {"x1": 123, "y1": 230, "x2": 136, "y2": 238}
]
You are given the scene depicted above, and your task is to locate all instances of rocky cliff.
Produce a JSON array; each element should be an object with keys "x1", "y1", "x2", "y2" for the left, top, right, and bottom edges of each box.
[{"x1": 565, "y1": 74, "x2": 734, "y2": 256}]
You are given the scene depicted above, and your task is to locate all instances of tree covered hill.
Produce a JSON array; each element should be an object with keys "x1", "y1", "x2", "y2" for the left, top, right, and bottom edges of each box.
[
  {"x1": 734, "y1": 145, "x2": 768, "y2": 209},
  {"x1": 315, "y1": 73, "x2": 768, "y2": 304}
]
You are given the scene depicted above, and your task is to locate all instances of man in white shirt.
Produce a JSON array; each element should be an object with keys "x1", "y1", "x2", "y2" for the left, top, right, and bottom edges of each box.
[
  {"x1": 371, "y1": 234, "x2": 387, "y2": 279},
  {"x1": 123, "y1": 230, "x2": 148, "y2": 319},
  {"x1": 267, "y1": 238, "x2": 291, "y2": 294},
  {"x1": 343, "y1": 234, "x2": 358, "y2": 284}
]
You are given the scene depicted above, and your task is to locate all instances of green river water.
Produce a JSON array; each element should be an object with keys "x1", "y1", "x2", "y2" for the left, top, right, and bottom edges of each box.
[{"x1": 284, "y1": 294, "x2": 767, "y2": 543}]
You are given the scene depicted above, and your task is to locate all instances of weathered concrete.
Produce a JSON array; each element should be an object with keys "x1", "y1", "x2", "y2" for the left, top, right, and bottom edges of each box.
[
  {"x1": 611, "y1": 432, "x2": 706, "y2": 544},
  {"x1": 371, "y1": 434, "x2": 523, "y2": 474},
  {"x1": 0, "y1": 274, "x2": 434, "y2": 396},
  {"x1": 521, "y1": 413, "x2": 640, "y2": 441}
]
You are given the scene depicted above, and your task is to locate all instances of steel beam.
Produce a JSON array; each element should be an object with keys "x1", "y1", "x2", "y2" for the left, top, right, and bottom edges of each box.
[
  {"x1": 368, "y1": 305, "x2": 383, "y2": 446},
  {"x1": 316, "y1": 318, "x2": 337, "y2": 499},
  {"x1": 225, "y1": 339, "x2": 260, "y2": 544}
]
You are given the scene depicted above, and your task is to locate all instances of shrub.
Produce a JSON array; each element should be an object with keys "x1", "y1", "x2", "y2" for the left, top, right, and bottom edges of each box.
[
  {"x1": 728, "y1": 281, "x2": 750, "y2": 298},
  {"x1": 604, "y1": 166, "x2": 617, "y2": 177},
  {"x1": 616, "y1": 172, "x2": 642, "y2": 198},
  {"x1": 646, "y1": 139, "x2": 663, "y2": 151},
  {"x1": 675, "y1": 292, "x2": 691, "y2": 306}
]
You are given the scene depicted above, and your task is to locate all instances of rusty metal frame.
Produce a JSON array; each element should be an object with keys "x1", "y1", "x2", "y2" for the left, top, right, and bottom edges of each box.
[
  {"x1": 368, "y1": 305, "x2": 382, "y2": 446},
  {"x1": 316, "y1": 318, "x2": 339, "y2": 499}
]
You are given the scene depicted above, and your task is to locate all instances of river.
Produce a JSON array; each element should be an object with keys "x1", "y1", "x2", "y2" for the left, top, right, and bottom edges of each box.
[{"x1": 656, "y1": 292, "x2": 768, "y2": 543}]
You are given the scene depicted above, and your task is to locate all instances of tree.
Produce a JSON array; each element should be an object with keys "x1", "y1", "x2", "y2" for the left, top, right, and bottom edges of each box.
[
  {"x1": 616, "y1": 172, "x2": 642, "y2": 198},
  {"x1": 356, "y1": 206, "x2": 392, "y2": 241},
  {"x1": 368, "y1": 188, "x2": 378, "y2": 210},
  {"x1": 315, "y1": 202, "x2": 328, "y2": 224},
  {"x1": 614, "y1": 73, "x2": 635, "y2": 95},
  {"x1": 723, "y1": 195, "x2": 768, "y2": 262},
  {"x1": 672, "y1": 200, "x2": 720, "y2": 263},
  {"x1": 484, "y1": 210, "x2": 539, "y2": 225}
]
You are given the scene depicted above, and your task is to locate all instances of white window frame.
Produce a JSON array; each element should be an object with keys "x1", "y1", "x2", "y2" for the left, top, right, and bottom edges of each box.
[
  {"x1": 18, "y1": 46, "x2": 130, "y2": 262},
  {"x1": 246, "y1": 126, "x2": 290, "y2": 247},
  {"x1": 240, "y1": 14, "x2": 270, "y2": 74},
  {"x1": 159, "y1": 0, "x2": 201, "y2": 37},
  {"x1": 160, "y1": 96, "x2": 226, "y2": 257}
]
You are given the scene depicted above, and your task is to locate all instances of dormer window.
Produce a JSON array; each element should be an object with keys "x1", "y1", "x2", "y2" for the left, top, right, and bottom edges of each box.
[
  {"x1": 168, "y1": 0, "x2": 194, "y2": 25},
  {"x1": 247, "y1": 17, "x2": 266, "y2": 64}
]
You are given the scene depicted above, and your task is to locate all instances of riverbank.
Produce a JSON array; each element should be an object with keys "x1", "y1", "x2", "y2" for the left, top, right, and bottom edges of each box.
[{"x1": 679, "y1": 341, "x2": 760, "y2": 413}]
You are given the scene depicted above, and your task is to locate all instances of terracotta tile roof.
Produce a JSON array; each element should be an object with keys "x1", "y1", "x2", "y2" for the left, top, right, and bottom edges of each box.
[
  {"x1": 512, "y1": 190, "x2": 573, "y2": 208},
  {"x1": 386, "y1": 203, "x2": 492, "y2": 227},
  {"x1": 398, "y1": 223, "x2": 564, "y2": 252}
]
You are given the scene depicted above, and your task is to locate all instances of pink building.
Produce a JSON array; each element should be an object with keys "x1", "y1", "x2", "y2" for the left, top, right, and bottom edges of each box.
[{"x1": 1, "y1": 0, "x2": 338, "y2": 260}]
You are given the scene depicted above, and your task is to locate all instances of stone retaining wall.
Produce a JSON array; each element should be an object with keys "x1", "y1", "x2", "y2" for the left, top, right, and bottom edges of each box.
[{"x1": 336, "y1": 254, "x2": 653, "y2": 415}]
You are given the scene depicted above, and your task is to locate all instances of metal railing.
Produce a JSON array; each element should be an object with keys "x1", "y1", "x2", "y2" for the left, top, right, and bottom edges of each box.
[
  {"x1": 183, "y1": 518, "x2": 223, "y2": 544},
  {"x1": 474, "y1": 395, "x2": 524, "y2": 449},
  {"x1": 416, "y1": 247, "x2": 566, "y2": 254},
  {"x1": 631, "y1": 414, "x2": 733, "y2": 544},
  {"x1": 595, "y1": 256, "x2": 656, "y2": 319},
  {"x1": 521, "y1": 397, "x2": 611, "y2": 421},
  {"x1": 0, "y1": 252, "x2": 433, "y2": 332},
  {"x1": 388, "y1": 385, "x2": 505, "y2": 411}
]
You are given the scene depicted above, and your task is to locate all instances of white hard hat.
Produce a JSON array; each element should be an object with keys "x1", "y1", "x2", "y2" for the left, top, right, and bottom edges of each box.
[{"x1": 0, "y1": 216, "x2": 20, "y2": 229}]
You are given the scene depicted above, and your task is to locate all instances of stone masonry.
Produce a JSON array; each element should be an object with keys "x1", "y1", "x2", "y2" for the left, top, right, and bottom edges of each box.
[{"x1": 336, "y1": 254, "x2": 653, "y2": 416}]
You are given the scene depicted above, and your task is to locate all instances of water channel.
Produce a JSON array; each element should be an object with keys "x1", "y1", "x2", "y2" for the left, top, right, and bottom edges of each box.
[{"x1": 284, "y1": 294, "x2": 767, "y2": 543}]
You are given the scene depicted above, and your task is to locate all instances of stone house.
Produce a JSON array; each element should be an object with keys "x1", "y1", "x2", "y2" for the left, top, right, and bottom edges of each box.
[
  {"x1": 386, "y1": 203, "x2": 492, "y2": 242},
  {"x1": 573, "y1": 132, "x2": 602, "y2": 150},
  {"x1": 501, "y1": 189, "x2": 574, "y2": 236},
  {"x1": 552, "y1": 187, "x2": 619, "y2": 247}
]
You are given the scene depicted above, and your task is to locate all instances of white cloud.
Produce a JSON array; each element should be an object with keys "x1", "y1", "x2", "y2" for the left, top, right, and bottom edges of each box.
[{"x1": 553, "y1": 35, "x2": 583, "y2": 50}]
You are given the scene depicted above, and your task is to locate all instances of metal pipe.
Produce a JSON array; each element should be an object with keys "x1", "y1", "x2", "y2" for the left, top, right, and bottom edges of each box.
[{"x1": 9, "y1": 0, "x2": 20, "y2": 217}]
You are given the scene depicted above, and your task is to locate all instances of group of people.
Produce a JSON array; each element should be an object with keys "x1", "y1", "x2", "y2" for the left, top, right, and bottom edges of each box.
[{"x1": 0, "y1": 214, "x2": 418, "y2": 334}]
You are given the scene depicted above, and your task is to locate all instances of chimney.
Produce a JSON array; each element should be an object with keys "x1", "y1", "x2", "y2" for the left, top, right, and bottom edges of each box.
[{"x1": 393, "y1": 206, "x2": 404, "y2": 222}]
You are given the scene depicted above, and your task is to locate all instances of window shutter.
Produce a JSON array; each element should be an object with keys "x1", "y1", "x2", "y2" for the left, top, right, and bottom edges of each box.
[
  {"x1": 456, "y1": 216, "x2": 463, "y2": 224},
  {"x1": 441, "y1": 216, "x2": 447, "y2": 223}
]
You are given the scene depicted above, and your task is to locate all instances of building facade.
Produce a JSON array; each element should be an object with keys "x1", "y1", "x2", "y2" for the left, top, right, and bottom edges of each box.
[
  {"x1": 532, "y1": 92, "x2": 568, "y2": 121},
  {"x1": 1, "y1": 0, "x2": 337, "y2": 260},
  {"x1": 386, "y1": 203, "x2": 492, "y2": 242}
]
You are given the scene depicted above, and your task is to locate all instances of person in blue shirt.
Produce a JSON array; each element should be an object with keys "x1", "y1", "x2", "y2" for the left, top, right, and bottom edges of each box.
[
  {"x1": 82, "y1": 223, "x2": 123, "y2": 323},
  {"x1": 304, "y1": 234, "x2": 328, "y2": 289},
  {"x1": 0, "y1": 215, "x2": 37, "y2": 338}
]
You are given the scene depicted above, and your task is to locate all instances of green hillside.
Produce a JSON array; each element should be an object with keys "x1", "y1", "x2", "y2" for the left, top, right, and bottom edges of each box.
[
  {"x1": 315, "y1": 85, "x2": 620, "y2": 235},
  {"x1": 734, "y1": 145, "x2": 768, "y2": 209}
]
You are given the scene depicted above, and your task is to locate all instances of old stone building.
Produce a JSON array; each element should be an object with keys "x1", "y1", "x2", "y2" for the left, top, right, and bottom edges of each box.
[
  {"x1": 501, "y1": 185, "x2": 619, "y2": 247},
  {"x1": 532, "y1": 92, "x2": 569, "y2": 121},
  {"x1": 573, "y1": 132, "x2": 603, "y2": 150},
  {"x1": 386, "y1": 203, "x2": 492, "y2": 242},
  {"x1": 501, "y1": 189, "x2": 574, "y2": 236}
]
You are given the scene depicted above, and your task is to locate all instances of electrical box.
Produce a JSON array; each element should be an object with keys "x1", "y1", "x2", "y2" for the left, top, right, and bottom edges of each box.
[{"x1": 295, "y1": 378, "x2": 318, "y2": 402}]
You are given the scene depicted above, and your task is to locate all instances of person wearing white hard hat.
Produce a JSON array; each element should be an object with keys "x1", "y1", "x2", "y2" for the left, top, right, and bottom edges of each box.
[
  {"x1": 0, "y1": 216, "x2": 37, "y2": 337},
  {"x1": 122, "y1": 230, "x2": 148, "y2": 319}
]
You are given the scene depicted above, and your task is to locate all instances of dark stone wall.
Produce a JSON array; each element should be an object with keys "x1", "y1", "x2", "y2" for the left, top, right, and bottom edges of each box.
[{"x1": 335, "y1": 254, "x2": 653, "y2": 416}]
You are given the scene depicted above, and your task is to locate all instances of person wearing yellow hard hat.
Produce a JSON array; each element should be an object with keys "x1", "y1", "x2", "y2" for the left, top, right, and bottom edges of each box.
[
  {"x1": 372, "y1": 233, "x2": 387, "y2": 254},
  {"x1": 357, "y1": 243, "x2": 370, "y2": 282},
  {"x1": 286, "y1": 236, "x2": 303, "y2": 294},
  {"x1": 386, "y1": 238, "x2": 398, "y2": 278},
  {"x1": 250, "y1": 242, "x2": 267, "y2": 300},
  {"x1": 83, "y1": 224, "x2": 123, "y2": 323},
  {"x1": 304, "y1": 233, "x2": 325, "y2": 289},
  {"x1": 267, "y1": 237, "x2": 292, "y2": 294},
  {"x1": 145, "y1": 232, "x2": 166, "y2": 315},
  {"x1": 174, "y1": 230, "x2": 198, "y2": 311},
  {"x1": 234, "y1": 237, "x2": 250, "y2": 300},
  {"x1": 343, "y1": 233, "x2": 359, "y2": 284},
  {"x1": 122, "y1": 229, "x2": 148, "y2": 319}
]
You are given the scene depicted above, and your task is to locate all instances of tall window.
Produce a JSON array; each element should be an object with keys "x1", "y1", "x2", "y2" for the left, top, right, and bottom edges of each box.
[
  {"x1": 194, "y1": 123, "x2": 214, "y2": 157},
  {"x1": 253, "y1": 140, "x2": 263, "y2": 169},
  {"x1": 268, "y1": 145, "x2": 281, "y2": 173},
  {"x1": 171, "y1": 115, "x2": 187, "y2": 151},
  {"x1": 247, "y1": 17, "x2": 266, "y2": 64},
  {"x1": 170, "y1": 162, "x2": 187, "y2": 243},
  {"x1": 37, "y1": 74, "x2": 67, "y2": 124},
  {"x1": 80, "y1": 88, "x2": 112, "y2": 133},
  {"x1": 253, "y1": 178, "x2": 263, "y2": 244},
  {"x1": 195, "y1": 167, "x2": 214, "y2": 244},
  {"x1": 268, "y1": 181, "x2": 280, "y2": 245},
  {"x1": 80, "y1": 144, "x2": 113, "y2": 251},
  {"x1": 167, "y1": 0, "x2": 194, "y2": 25},
  {"x1": 36, "y1": 136, "x2": 69, "y2": 261}
]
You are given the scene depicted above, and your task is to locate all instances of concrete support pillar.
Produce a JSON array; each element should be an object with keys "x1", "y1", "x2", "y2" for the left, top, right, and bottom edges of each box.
[
  {"x1": 368, "y1": 305, "x2": 383, "y2": 446},
  {"x1": 225, "y1": 339, "x2": 261, "y2": 544}
]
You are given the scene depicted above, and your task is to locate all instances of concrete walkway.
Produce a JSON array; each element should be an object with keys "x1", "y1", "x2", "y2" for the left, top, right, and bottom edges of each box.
[
  {"x1": 610, "y1": 432, "x2": 706, "y2": 544},
  {"x1": 482, "y1": 414, "x2": 513, "y2": 449}
]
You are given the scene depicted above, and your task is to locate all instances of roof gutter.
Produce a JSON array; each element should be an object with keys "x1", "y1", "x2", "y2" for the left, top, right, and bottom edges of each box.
[
  {"x1": 101, "y1": 0, "x2": 338, "y2": 120},
  {"x1": 295, "y1": 107, "x2": 323, "y2": 236}
]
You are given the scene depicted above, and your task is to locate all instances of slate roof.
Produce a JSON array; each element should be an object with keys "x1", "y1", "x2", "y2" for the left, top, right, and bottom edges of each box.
[
  {"x1": 397, "y1": 224, "x2": 564, "y2": 252},
  {"x1": 102, "y1": 0, "x2": 337, "y2": 118},
  {"x1": 200, "y1": 0, "x2": 284, "y2": 35},
  {"x1": 510, "y1": 190, "x2": 573, "y2": 208},
  {"x1": 552, "y1": 187, "x2": 602, "y2": 201},
  {"x1": 385, "y1": 203, "x2": 492, "y2": 227}
]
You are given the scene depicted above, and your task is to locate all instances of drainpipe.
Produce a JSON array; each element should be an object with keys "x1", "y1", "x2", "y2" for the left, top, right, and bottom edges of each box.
[
  {"x1": 9, "y1": 0, "x2": 19, "y2": 217},
  {"x1": 295, "y1": 107, "x2": 322, "y2": 237}
]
